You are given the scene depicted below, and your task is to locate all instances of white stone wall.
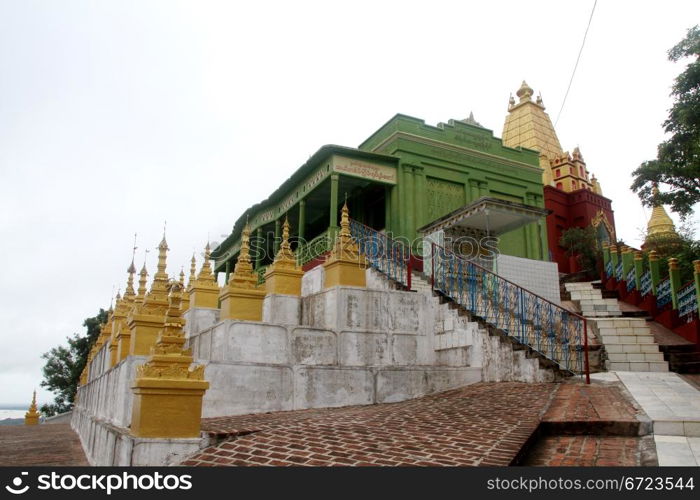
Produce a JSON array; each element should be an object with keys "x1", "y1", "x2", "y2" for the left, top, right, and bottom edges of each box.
[
  {"x1": 75, "y1": 266, "x2": 558, "y2": 465},
  {"x1": 494, "y1": 254, "x2": 561, "y2": 305}
]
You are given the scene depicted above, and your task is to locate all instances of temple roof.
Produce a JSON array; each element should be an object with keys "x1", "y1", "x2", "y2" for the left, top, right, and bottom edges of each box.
[{"x1": 502, "y1": 81, "x2": 563, "y2": 166}]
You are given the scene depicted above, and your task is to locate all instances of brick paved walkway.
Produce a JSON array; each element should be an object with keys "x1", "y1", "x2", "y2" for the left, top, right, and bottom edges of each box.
[
  {"x1": 185, "y1": 382, "x2": 556, "y2": 466},
  {"x1": 0, "y1": 424, "x2": 88, "y2": 466},
  {"x1": 524, "y1": 383, "x2": 648, "y2": 466},
  {"x1": 524, "y1": 436, "x2": 641, "y2": 466}
]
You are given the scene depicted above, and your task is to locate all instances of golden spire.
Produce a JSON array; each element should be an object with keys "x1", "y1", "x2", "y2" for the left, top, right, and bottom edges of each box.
[
  {"x1": 274, "y1": 218, "x2": 295, "y2": 262},
  {"x1": 179, "y1": 268, "x2": 185, "y2": 288},
  {"x1": 188, "y1": 254, "x2": 197, "y2": 286},
  {"x1": 516, "y1": 80, "x2": 534, "y2": 103},
  {"x1": 234, "y1": 225, "x2": 254, "y2": 274},
  {"x1": 197, "y1": 242, "x2": 216, "y2": 284},
  {"x1": 646, "y1": 186, "x2": 679, "y2": 241},
  {"x1": 24, "y1": 390, "x2": 40, "y2": 425},
  {"x1": 125, "y1": 233, "x2": 138, "y2": 300},
  {"x1": 150, "y1": 233, "x2": 170, "y2": 293},
  {"x1": 125, "y1": 259, "x2": 137, "y2": 300},
  {"x1": 502, "y1": 81, "x2": 564, "y2": 186},
  {"x1": 136, "y1": 262, "x2": 148, "y2": 303},
  {"x1": 328, "y1": 202, "x2": 361, "y2": 262},
  {"x1": 225, "y1": 225, "x2": 257, "y2": 289}
]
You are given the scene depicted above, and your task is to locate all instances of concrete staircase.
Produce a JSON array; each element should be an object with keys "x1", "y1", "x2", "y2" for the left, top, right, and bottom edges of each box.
[
  {"x1": 565, "y1": 282, "x2": 669, "y2": 373},
  {"x1": 410, "y1": 270, "x2": 567, "y2": 381},
  {"x1": 564, "y1": 282, "x2": 621, "y2": 317}
]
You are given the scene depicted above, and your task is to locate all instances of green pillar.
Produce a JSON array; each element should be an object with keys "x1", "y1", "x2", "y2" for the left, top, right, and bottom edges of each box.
[
  {"x1": 633, "y1": 251, "x2": 644, "y2": 291},
  {"x1": 469, "y1": 180, "x2": 479, "y2": 202},
  {"x1": 668, "y1": 258, "x2": 681, "y2": 310},
  {"x1": 414, "y1": 166, "x2": 425, "y2": 230},
  {"x1": 397, "y1": 166, "x2": 406, "y2": 237},
  {"x1": 329, "y1": 174, "x2": 339, "y2": 239},
  {"x1": 649, "y1": 250, "x2": 661, "y2": 295},
  {"x1": 384, "y1": 186, "x2": 392, "y2": 233},
  {"x1": 224, "y1": 260, "x2": 231, "y2": 285},
  {"x1": 610, "y1": 246, "x2": 619, "y2": 279},
  {"x1": 404, "y1": 166, "x2": 415, "y2": 241},
  {"x1": 602, "y1": 244, "x2": 611, "y2": 266},
  {"x1": 256, "y1": 228, "x2": 264, "y2": 269},
  {"x1": 390, "y1": 185, "x2": 399, "y2": 236},
  {"x1": 622, "y1": 248, "x2": 634, "y2": 284},
  {"x1": 298, "y1": 199, "x2": 306, "y2": 240}
]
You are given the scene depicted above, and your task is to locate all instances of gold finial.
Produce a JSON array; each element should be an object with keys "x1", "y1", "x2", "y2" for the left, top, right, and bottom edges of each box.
[
  {"x1": 189, "y1": 254, "x2": 197, "y2": 285},
  {"x1": 516, "y1": 80, "x2": 533, "y2": 103},
  {"x1": 150, "y1": 231, "x2": 170, "y2": 293},
  {"x1": 339, "y1": 202, "x2": 351, "y2": 238},
  {"x1": 693, "y1": 260, "x2": 700, "y2": 273},
  {"x1": 197, "y1": 241, "x2": 216, "y2": 284},
  {"x1": 137, "y1": 261, "x2": 148, "y2": 300},
  {"x1": 634, "y1": 251, "x2": 643, "y2": 261},
  {"x1": 648, "y1": 250, "x2": 659, "y2": 261},
  {"x1": 179, "y1": 268, "x2": 185, "y2": 287},
  {"x1": 668, "y1": 258, "x2": 679, "y2": 271},
  {"x1": 237, "y1": 225, "x2": 253, "y2": 269},
  {"x1": 272, "y1": 217, "x2": 296, "y2": 267},
  {"x1": 24, "y1": 390, "x2": 40, "y2": 425}
]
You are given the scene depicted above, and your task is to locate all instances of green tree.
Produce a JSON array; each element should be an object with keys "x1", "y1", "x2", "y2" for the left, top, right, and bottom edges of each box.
[
  {"x1": 631, "y1": 25, "x2": 700, "y2": 218},
  {"x1": 559, "y1": 226, "x2": 600, "y2": 277},
  {"x1": 39, "y1": 309, "x2": 107, "y2": 416},
  {"x1": 644, "y1": 222, "x2": 700, "y2": 283}
]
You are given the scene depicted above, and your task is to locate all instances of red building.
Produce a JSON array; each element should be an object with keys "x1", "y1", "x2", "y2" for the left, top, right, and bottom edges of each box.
[{"x1": 502, "y1": 81, "x2": 616, "y2": 274}]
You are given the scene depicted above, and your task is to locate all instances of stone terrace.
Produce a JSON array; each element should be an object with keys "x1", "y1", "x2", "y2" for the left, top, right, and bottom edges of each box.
[
  {"x1": 185, "y1": 382, "x2": 556, "y2": 466},
  {"x1": 0, "y1": 424, "x2": 88, "y2": 466}
]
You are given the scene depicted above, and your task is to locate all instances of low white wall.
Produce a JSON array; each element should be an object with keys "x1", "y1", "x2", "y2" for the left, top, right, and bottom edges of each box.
[{"x1": 495, "y1": 254, "x2": 561, "y2": 305}]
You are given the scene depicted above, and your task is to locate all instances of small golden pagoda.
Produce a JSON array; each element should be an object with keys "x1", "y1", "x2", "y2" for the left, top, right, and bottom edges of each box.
[
  {"x1": 115, "y1": 257, "x2": 138, "y2": 363},
  {"x1": 645, "y1": 187, "x2": 680, "y2": 243},
  {"x1": 24, "y1": 391, "x2": 40, "y2": 425},
  {"x1": 323, "y1": 203, "x2": 367, "y2": 288},
  {"x1": 264, "y1": 218, "x2": 304, "y2": 295},
  {"x1": 127, "y1": 236, "x2": 171, "y2": 355},
  {"x1": 189, "y1": 243, "x2": 220, "y2": 309},
  {"x1": 219, "y1": 225, "x2": 265, "y2": 320},
  {"x1": 130, "y1": 283, "x2": 209, "y2": 438}
]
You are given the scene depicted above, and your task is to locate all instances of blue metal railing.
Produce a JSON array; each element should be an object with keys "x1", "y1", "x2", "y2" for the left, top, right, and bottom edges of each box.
[
  {"x1": 640, "y1": 270, "x2": 653, "y2": 296},
  {"x1": 678, "y1": 282, "x2": 698, "y2": 320},
  {"x1": 296, "y1": 230, "x2": 332, "y2": 267},
  {"x1": 657, "y1": 278, "x2": 672, "y2": 308},
  {"x1": 349, "y1": 219, "x2": 411, "y2": 290},
  {"x1": 626, "y1": 268, "x2": 636, "y2": 292},
  {"x1": 431, "y1": 243, "x2": 589, "y2": 380}
]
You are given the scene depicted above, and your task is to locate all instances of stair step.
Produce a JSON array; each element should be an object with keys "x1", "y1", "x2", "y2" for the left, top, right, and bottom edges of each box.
[
  {"x1": 670, "y1": 361, "x2": 700, "y2": 374},
  {"x1": 607, "y1": 352, "x2": 665, "y2": 362},
  {"x1": 607, "y1": 361, "x2": 669, "y2": 372},
  {"x1": 669, "y1": 352, "x2": 700, "y2": 363},
  {"x1": 600, "y1": 335, "x2": 655, "y2": 344},
  {"x1": 659, "y1": 344, "x2": 700, "y2": 354},
  {"x1": 604, "y1": 343, "x2": 660, "y2": 354}
]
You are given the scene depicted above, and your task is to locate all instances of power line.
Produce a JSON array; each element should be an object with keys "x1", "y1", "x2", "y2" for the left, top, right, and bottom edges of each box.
[{"x1": 554, "y1": 0, "x2": 598, "y2": 127}]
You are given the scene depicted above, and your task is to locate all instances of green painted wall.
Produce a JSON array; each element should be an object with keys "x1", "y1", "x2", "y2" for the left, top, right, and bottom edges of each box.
[
  {"x1": 213, "y1": 114, "x2": 550, "y2": 272},
  {"x1": 359, "y1": 114, "x2": 548, "y2": 260}
]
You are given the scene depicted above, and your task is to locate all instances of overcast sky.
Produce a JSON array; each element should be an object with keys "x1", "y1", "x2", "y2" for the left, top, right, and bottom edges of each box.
[{"x1": 1, "y1": 1, "x2": 699, "y2": 407}]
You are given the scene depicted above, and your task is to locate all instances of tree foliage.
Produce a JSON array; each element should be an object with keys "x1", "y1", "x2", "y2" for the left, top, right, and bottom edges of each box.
[
  {"x1": 644, "y1": 222, "x2": 700, "y2": 284},
  {"x1": 631, "y1": 25, "x2": 700, "y2": 218},
  {"x1": 559, "y1": 226, "x2": 600, "y2": 276},
  {"x1": 39, "y1": 309, "x2": 107, "y2": 416}
]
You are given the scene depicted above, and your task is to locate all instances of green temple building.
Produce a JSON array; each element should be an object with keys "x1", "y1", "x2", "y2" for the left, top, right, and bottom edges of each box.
[{"x1": 212, "y1": 113, "x2": 549, "y2": 279}]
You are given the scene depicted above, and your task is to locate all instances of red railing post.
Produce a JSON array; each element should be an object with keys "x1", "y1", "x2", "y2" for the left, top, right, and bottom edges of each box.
[
  {"x1": 407, "y1": 252, "x2": 412, "y2": 292},
  {"x1": 583, "y1": 317, "x2": 591, "y2": 384}
]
